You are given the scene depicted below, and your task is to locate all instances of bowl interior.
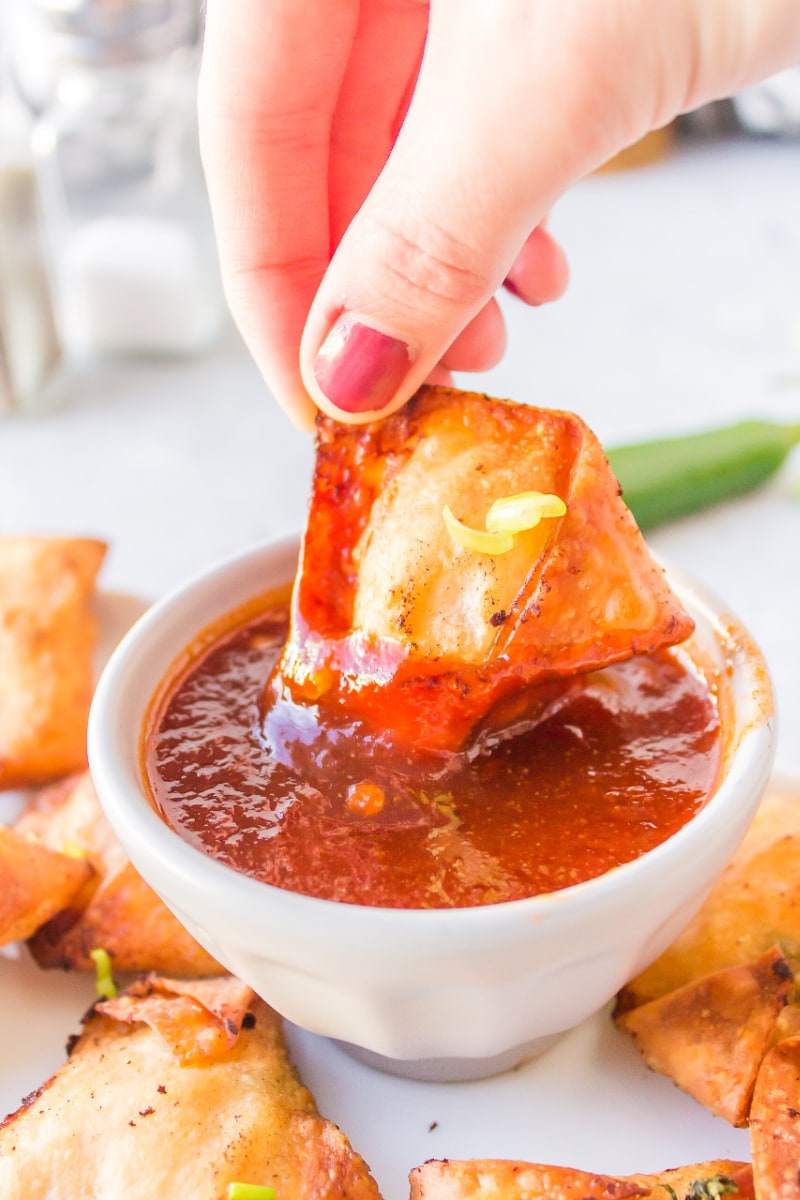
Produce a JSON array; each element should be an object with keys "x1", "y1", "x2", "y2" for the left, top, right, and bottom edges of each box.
[{"x1": 90, "y1": 539, "x2": 775, "y2": 915}]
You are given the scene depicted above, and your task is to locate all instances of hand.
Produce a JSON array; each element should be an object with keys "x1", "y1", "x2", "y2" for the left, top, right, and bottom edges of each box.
[{"x1": 199, "y1": 0, "x2": 800, "y2": 428}]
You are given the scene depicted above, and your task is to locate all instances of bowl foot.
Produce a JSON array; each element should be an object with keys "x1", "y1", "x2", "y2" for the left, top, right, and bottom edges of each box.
[{"x1": 336, "y1": 1031, "x2": 563, "y2": 1082}]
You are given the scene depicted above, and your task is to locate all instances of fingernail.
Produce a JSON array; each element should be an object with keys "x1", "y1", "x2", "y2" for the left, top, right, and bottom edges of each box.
[{"x1": 313, "y1": 317, "x2": 413, "y2": 414}]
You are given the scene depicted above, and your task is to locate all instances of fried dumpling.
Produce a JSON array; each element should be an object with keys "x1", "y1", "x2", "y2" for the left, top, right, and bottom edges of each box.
[
  {"x1": 16, "y1": 771, "x2": 223, "y2": 977},
  {"x1": 0, "y1": 974, "x2": 382, "y2": 1199},
  {"x1": 0, "y1": 824, "x2": 93, "y2": 947},
  {"x1": 0, "y1": 535, "x2": 106, "y2": 787},
  {"x1": 409, "y1": 1158, "x2": 754, "y2": 1199},
  {"x1": 274, "y1": 387, "x2": 693, "y2": 751}
]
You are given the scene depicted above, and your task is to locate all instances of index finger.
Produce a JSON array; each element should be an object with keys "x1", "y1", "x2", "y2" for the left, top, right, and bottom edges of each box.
[{"x1": 199, "y1": 0, "x2": 360, "y2": 427}]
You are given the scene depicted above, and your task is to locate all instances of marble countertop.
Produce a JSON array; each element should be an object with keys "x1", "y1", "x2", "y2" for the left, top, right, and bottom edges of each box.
[{"x1": 1, "y1": 133, "x2": 799, "y2": 768}]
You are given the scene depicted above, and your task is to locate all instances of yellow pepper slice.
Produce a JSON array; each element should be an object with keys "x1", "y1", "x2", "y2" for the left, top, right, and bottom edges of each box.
[
  {"x1": 443, "y1": 491, "x2": 566, "y2": 555},
  {"x1": 485, "y1": 491, "x2": 567, "y2": 533},
  {"x1": 442, "y1": 505, "x2": 515, "y2": 555}
]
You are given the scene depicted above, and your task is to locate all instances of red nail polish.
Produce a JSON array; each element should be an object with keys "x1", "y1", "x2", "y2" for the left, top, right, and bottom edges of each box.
[{"x1": 313, "y1": 318, "x2": 412, "y2": 414}]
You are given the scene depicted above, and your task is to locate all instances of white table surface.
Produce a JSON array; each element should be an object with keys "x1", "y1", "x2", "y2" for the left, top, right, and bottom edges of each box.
[{"x1": 0, "y1": 133, "x2": 799, "y2": 1198}]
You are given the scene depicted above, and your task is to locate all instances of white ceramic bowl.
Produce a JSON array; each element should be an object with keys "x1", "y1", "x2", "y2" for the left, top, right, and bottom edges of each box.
[{"x1": 88, "y1": 538, "x2": 776, "y2": 1081}]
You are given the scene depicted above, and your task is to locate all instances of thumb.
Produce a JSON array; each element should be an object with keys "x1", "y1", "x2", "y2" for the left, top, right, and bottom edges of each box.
[{"x1": 298, "y1": 3, "x2": 635, "y2": 424}]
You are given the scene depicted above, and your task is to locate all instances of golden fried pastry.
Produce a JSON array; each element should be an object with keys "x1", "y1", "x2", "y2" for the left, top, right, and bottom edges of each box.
[
  {"x1": 409, "y1": 1158, "x2": 753, "y2": 1199},
  {"x1": 276, "y1": 386, "x2": 692, "y2": 751},
  {"x1": 750, "y1": 1032, "x2": 800, "y2": 1199},
  {"x1": 0, "y1": 825, "x2": 93, "y2": 947},
  {"x1": 615, "y1": 783, "x2": 800, "y2": 1129},
  {"x1": 97, "y1": 973, "x2": 255, "y2": 1065},
  {"x1": 617, "y1": 786, "x2": 800, "y2": 1012},
  {"x1": 16, "y1": 771, "x2": 223, "y2": 976},
  {"x1": 0, "y1": 975, "x2": 382, "y2": 1199},
  {"x1": 0, "y1": 536, "x2": 106, "y2": 787},
  {"x1": 616, "y1": 946, "x2": 794, "y2": 1125}
]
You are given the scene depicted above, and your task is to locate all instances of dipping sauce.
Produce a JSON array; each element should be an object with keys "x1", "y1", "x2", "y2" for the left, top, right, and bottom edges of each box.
[{"x1": 144, "y1": 600, "x2": 721, "y2": 909}]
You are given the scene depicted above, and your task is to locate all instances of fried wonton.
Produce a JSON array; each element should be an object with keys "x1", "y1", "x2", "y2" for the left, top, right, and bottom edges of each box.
[
  {"x1": 625, "y1": 1162, "x2": 755, "y2": 1199},
  {"x1": 618, "y1": 785, "x2": 800, "y2": 1014},
  {"x1": 273, "y1": 386, "x2": 693, "y2": 751},
  {"x1": 0, "y1": 825, "x2": 93, "y2": 947},
  {"x1": 615, "y1": 782, "x2": 800, "y2": 1127},
  {"x1": 409, "y1": 1158, "x2": 753, "y2": 1199},
  {"x1": 615, "y1": 945, "x2": 794, "y2": 1125},
  {"x1": 0, "y1": 974, "x2": 382, "y2": 1199},
  {"x1": 0, "y1": 535, "x2": 106, "y2": 787},
  {"x1": 409, "y1": 1160, "x2": 647, "y2": 1199},
  {"x1": 97, "y1": 973, "x2": 255, "y2": 1065},
  {"x1": 16, "y1": 771, "x2": 223, "y2": 976},
  {"x1": 750, "y1": 1032, "x2": 800, "y2": 1199}
]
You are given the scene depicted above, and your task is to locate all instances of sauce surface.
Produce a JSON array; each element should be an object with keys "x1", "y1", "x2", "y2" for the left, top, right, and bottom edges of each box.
[{"x1": 145, "y1": 605, "x2": 721, "y2": 909}]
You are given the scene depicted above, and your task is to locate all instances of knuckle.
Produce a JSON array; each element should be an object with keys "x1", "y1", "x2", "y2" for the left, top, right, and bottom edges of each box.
[
  {"x1": 222, "y1": 255, "x2": 324, "y2": 317},
  {"x1": 365, "y1": 212, "x2": 494, "y2": 314}
]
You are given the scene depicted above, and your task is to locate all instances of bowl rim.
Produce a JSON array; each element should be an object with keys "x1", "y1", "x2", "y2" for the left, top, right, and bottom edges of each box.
[{"x1": 88, "y1": 536, "x2": 776, "y2": 935}]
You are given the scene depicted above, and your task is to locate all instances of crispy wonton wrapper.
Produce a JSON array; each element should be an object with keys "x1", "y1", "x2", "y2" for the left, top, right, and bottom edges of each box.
[
  {"x1": 0, "y1": 535, "x2": 106, "y2": 787},
  {"x1": 97, "y1": 973, "x2": 255, "y2": 1065},
  {"x1": 750, "y1": 1032, "x2": 800, "y2": 1199},
  {"x1": 615, "y1": 783, "x2": 800, "y2": 1128},
  {"x1": 617, "y1": 784, "x2": 800, "y2": 1013},
  {"x1": 0, "y1": 825, "x2": 93, "y2": 947},
  {"x1": 15, "y1": 771, "x2": 223, "y2": 976},
  {"x1": 0, "y1": 975, "x2": 381, "y2": 1199},
  {"x1": 409, "y1": 1158, "x2": 753, "y2": 1199},
  {"x1": 274, "y1": 386, "x2": 693, "y2": 751},
  {"x1": 616, "y1": 945, "x2": 794, "y2": 1125}
]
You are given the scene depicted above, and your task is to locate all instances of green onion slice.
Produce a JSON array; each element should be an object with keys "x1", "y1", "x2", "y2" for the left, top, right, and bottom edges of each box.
[{"x1": 89, "y1": 947, "x2": 118, "y2": 999}]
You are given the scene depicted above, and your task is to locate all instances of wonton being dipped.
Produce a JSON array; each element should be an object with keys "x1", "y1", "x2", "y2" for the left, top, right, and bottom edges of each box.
[{"x1": 274, "y1": 386, "x2": 693, "y2": 751}]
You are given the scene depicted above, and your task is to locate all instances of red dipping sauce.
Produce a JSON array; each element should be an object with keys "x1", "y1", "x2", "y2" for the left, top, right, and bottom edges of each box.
[{"x1": 143, "y1": 595, "x2": 721, "y2": 909}]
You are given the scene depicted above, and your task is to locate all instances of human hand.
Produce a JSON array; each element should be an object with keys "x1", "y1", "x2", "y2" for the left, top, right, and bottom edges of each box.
[{"x1": 199, "y1": 0, "x2": 800, "y2": 429}]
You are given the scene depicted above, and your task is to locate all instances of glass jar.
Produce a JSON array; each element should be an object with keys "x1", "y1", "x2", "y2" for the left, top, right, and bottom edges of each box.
[
  {"x1": 15, "y1": 0, "x2": 224, "y2": 362},
  {"x1": 0, "y1": 52, "x2": 62, "y2": 413}
]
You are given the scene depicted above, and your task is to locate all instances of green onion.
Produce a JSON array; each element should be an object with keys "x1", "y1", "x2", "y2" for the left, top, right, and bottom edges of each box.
[
  {"x1": 89, "y1": 947, "x2": 117, "y2": 999},
  {"x1": 606, "y1": 418, "x2": 800, "y2": 530},
  {"x1": 227, "y1": 1185, "x2": 276, "y2": 1200},
  {"x1": 61, "y1": 839, "x2": 86, "y2": 859},
  {"x1": 687, "y1": 1177, "x2": 738, "y2": 1199}
]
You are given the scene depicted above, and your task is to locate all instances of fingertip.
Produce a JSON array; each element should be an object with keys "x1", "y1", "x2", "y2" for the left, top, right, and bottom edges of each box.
[
  {"x1": 504, "y1": 226, "x2": 569, "y2": 307},
  {"x1": 440, "y1": 299, "x2": 506, "y2": 372},
  {"x1": 285, "y1": 394, "x2": 320, "y2": 434},
  {"x1": 424, "y1": 364, "x2": 455, "y2": 388},
  {"x1": 302, "y1": 313, "x2": 420, "y2": 425},
  {"x1": 302, "y1": 300, "x2": 507, "y2": 426},
  {"x1": 256, "y1": 358, "x2": 319, "y2": 432}
]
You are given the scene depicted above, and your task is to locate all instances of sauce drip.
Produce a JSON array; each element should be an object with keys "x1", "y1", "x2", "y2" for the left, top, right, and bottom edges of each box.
[{"x1": 145, "y1": 605, "x2": 720, "y2": 909}]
